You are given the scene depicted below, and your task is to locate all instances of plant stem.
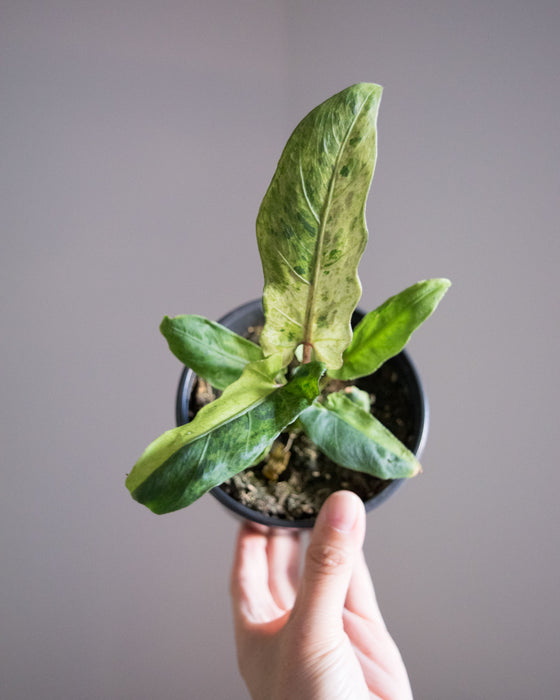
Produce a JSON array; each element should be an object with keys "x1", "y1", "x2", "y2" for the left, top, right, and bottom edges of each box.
[
  {"x1": 284, "y1": 431, "x2": 297, "y2": 452},
  {"x1": 302, "y1": 343, "x2": 313, "y2": 364}
]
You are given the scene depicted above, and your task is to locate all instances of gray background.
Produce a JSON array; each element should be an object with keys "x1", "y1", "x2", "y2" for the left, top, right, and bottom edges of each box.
[{"x1": 2, "y1": 1, "x2": 559, "y2": 698}]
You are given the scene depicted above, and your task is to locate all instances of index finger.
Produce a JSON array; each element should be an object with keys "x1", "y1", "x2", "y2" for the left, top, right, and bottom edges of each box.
[{"x1": 230, "y1": 524, "x2": 280, "y2": 625}]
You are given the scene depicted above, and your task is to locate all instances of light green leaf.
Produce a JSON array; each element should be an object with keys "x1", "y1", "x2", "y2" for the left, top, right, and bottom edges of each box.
[
  {"x1": 343, "y1": 386, "x2": 372, "y2": 412},
  {"x1": 331, "y1": 279, "x2": 451, "y2": 381},
  {"x1": 126, "y1": 359, "x2": 325, "y2": 514},
  {"x1": 299, "y1": 392, "x2": 421, "y2": 480},
  {"x1": 160, "y1": 314, "x2": 263, "y2": 390},
  {"x1": 257, "y1": 83, "x2": 382, "y2": 369}
]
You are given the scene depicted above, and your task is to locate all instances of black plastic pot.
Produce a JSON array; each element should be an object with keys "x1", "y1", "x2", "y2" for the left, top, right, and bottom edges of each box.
[{"x1": 176, "y1": 299, "x2": 429, "y2": 528}]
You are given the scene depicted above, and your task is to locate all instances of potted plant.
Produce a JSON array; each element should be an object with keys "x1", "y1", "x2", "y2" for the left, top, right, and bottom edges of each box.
[{"x1": 126, "y1": 83, "x2": 450, "y2": 527}]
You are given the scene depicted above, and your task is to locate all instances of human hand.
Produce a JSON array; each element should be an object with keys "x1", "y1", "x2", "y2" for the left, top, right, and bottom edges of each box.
[{"x1": 230, "y1": 490, "x2": 413, "y2": 700}]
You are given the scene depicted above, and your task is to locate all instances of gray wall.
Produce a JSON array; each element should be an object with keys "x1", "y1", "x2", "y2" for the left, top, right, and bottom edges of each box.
[{"x1": 2, "y1": 1, "x2": 559, "y2": 698}]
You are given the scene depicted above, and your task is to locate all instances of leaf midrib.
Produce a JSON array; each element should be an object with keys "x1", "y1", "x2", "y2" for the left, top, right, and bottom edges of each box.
[{"x1": 302, "y1": 94, "x2": 371, "y2": 348}]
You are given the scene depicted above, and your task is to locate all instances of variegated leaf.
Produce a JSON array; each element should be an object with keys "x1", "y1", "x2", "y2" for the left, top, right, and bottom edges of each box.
[{"x1": 257, "y1": 83, "x2": 382, "y2": 369}]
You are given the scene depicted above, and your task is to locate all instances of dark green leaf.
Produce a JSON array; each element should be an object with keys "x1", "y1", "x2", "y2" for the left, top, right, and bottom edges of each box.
[
  {"x1": 160, "y1": 314, "x2": 263, "y2": 390},
  {"x1": 126, "y1": 360, "x2": 325, "y2": 514},
  {"x1": 330, "y1": 279, "x2": 451, "y2": 381},
  {"x1": 126, "y1": 354, "x2": 285, "y2": 497},
  {"x1": 299, "y1": 392, "x2": 421, "y2": 480},
  {"x1": 257, "y1": 83, "x2": 383, "y2": 369}
]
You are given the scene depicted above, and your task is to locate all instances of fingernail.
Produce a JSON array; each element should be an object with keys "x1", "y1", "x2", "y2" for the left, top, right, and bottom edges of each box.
[{"x1": 323, "y1": 492, "x2": 359, "y2": 533}]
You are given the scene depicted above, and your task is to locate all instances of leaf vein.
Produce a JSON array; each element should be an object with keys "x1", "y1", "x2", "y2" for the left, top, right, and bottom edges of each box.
[
  {"x1": 245, "y1": 412, "x2": 252, "y2": 455},
  {"x1": 271, "y1": 304, "x2": 303, "y2": 328},
  {"x1": 275, "y1": 248, "x2": 311, "y2": 286},
  {"x1": 197, "y1": 433, "x2": 211, "y2": 470},
  {"x1": 299, "y1": 157, "x2": 320, "y2": 224}
]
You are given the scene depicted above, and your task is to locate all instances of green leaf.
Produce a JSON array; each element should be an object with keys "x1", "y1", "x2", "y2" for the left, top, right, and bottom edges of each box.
[
  {"x1": 330, "y1": 278, "x2": 451, "y2": 381},
  {"x1": 299, "y1": 392, "x2": 421, "y2": 480},
  {"x1": 160, "y1": 314, "x2": 263, "y2": 390},
  {"x1": 126, "y1": 359, "x2": 325, "y2": 514},
  {"x1": 127, "y1": 354, "x2": 285, "y2": 496},
  {"x1": 343, "y1": 386, "x2": 372, "y2": 412},
  {"x1": 257, "y1": 83, "x2": 383, "y2": 369}
]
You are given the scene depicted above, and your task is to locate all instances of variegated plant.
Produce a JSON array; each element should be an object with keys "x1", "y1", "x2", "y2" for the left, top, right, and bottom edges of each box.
[{"x1": 126, "y1": 83, "x2": 450, "y2": 515}]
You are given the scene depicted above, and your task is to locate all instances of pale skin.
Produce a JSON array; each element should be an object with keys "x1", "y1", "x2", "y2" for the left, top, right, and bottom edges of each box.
[{"x1": 230, "y1": 490, "x2": 413, "y2": 700}]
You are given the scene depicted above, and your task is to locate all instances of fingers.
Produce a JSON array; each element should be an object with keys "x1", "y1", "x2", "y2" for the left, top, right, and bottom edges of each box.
[
  {"x1": 290, "y1": 491, "x2": 366, "y2": 639},
  {"x1": 343, "y1": 551, "x2": 413, "y2": 698},
  {"x1": 230, "y1": 524, "x2": 280, "y2": 625},
  {"x1": 267, "y1": 530, "x2": 301, "y2": 610},
  {"x1": 231, "y1": 490, "x2": 369, "y2": 634},
  {"x1": 345, "y1": 550, "x2": 386, "y2": 628}
]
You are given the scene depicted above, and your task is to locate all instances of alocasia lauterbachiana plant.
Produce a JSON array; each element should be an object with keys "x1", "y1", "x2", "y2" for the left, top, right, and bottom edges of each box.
[{"x1": 126, "y1": 83, "x2": 450, "y2": 515}]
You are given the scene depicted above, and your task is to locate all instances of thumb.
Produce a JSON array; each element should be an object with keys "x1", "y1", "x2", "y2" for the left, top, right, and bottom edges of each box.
[{"x1": 291, "y1": 491, "x2": 366, "y2": 639}]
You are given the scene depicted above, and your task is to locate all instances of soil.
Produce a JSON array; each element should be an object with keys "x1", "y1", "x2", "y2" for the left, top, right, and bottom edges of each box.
[{"x1": 189, "y1": 345, "x2": 418, "y2": 522}]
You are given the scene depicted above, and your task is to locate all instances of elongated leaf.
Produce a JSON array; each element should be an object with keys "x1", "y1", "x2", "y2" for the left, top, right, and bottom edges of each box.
[
  {"x1": 126, "y1": 360, "x2": 325, "y2": 514},
  {"x1": 257, "y1": 83, "x2": 382, "y2": 369},
  {"x1": 299, "y1": 392, "x2": 421, "y2": 480},
  {"x1": 330, "y1": 279, "x2": 451, "y2": 381},
  {"x1": 160, "y1": 314, "x2": 263, "y2": 390},
  {"x1": 127, "y1": 354, "x2": 285, "y2": 495}
]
